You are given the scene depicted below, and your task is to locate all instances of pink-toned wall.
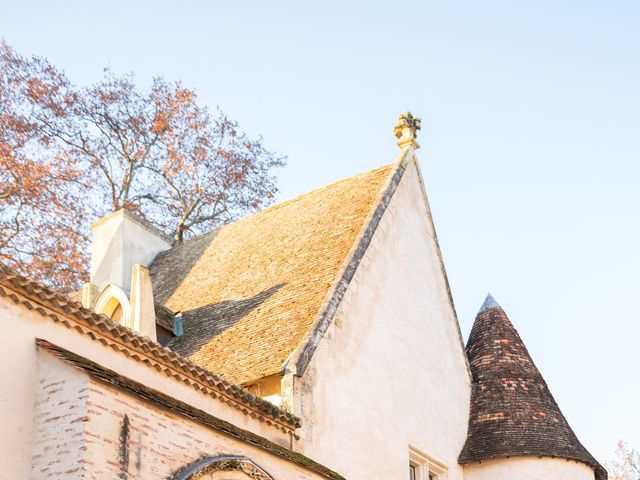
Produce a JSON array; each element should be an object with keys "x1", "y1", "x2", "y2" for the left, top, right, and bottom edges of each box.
[
  {"x1": 31, "y1": 349, "x2": 327, "y2": 480},
  {"x1": 0, "y1": 294, "x2": 293, "y2": 479},
  {"x1": 31, "y1": 353, "x2": 90, "y2": 479}
]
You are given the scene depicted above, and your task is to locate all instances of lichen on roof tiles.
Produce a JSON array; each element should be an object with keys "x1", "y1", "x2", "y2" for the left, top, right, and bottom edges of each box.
[{"x1": 150, "y1": 163, "x2": 398, "y2": 385}]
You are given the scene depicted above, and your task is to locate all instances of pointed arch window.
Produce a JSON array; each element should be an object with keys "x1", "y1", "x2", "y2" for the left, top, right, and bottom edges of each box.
[{"x1": 93, "y1": 284, "x2": 132, "y2": 328}]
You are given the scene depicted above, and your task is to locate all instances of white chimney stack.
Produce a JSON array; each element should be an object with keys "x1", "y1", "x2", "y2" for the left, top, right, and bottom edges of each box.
[
  {"x1": 89, "y1": 209, "x2": 172, "y2": 292},
  {"x1": 83, "y1": 209, "x2": 172, "y2": 342}
]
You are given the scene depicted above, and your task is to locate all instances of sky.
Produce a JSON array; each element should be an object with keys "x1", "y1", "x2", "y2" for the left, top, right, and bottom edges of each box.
[{"x1": 2, "y1": 0, "x2": 638, "y2": 465}]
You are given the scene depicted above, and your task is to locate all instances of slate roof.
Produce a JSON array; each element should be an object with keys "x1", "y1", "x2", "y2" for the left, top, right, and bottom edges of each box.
[
  {"x1": 150, "y1": 163, "x2": 399, "y2": 385},
  {"x1": 459, "y1": 295, "x2": 606, "y2": 480}
]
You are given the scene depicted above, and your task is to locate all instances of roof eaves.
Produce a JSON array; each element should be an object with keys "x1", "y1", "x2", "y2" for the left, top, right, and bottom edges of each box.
[
  {"x1": 37, "y1": 339, "x2": 345, "y2": 480},
  {"x1": 0, "y1": 265, "x2": 300, "y2": 431}
]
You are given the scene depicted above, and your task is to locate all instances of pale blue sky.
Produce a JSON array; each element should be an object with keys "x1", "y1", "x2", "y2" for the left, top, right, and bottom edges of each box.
[{"x1": 2, "y1": 0, "x2": 638, "y2": 464}]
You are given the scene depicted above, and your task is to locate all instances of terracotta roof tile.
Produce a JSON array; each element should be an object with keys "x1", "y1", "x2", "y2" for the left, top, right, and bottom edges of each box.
[
  {"x1": 0, "y1": 264, "x2": 299, "y2": 430},
  {"x1": 38, "y1": 340, "x2": 345, "y2": 480},
  {"x1": 150, "y1": 163, "x2": 398, "y2": 384}
]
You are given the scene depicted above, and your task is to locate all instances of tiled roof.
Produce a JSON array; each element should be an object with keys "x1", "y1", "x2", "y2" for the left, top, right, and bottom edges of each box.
[
  {"x1": 0, "y1": 264, "x2": 300, "y2": 430},
  {"x1": 459, "y1": 297, "x2": 606, "y2": 480},
  {"x1": 150, "y1": 163, "x2": 399, "y2": 385}
]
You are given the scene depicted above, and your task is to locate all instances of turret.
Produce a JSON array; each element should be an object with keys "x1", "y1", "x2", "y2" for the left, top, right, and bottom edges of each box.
[{"x1": 459, "y1": 294, "x2": 606, "y2": 480}]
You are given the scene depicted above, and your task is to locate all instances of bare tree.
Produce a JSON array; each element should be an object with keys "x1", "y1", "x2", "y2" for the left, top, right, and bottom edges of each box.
[
  {"x1": 0, "y1": 40, "x2": 285, "y2": 289},
  {"x1": 609, "y1": 441, "x2": 640, "y2": 480},
  {"x1": 0, "y1": 40, "x2": 89, "y2": 290}
]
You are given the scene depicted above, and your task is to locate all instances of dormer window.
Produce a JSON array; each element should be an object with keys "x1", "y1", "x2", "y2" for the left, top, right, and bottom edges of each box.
[{"x1": 409, "y1": 464, "x2": 417, "y2": 480}]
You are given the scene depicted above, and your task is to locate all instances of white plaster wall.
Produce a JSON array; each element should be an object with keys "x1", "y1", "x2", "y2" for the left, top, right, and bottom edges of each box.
[
  {"x1": 0, "y1": 295, "x2": 291, "y2": 479},
  {"x1": 91, "y1": 210, "x2": 171, "y2": 292},
  {"x1": 290, "y1": 157, "x2": 471, "y2": 479},
  {"x1": 463, "y1": 457, "x2": 595, "y2": 480}
]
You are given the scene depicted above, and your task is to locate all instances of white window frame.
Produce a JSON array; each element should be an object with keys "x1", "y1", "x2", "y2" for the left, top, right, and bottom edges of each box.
[{"x1": 409, "y1": 445, "x2": 448, "y2": 480}]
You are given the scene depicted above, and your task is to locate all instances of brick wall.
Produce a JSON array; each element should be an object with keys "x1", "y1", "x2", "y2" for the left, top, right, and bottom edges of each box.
[
  {"x1": 31, "y1": 351, "x2": 90, "y2": 479},
  {"x1": 32, "y1": 349, "x2": 324, "y2": 480},
  {"x1": 84, "y1": 376, "x2": 323, "y2": 479}
]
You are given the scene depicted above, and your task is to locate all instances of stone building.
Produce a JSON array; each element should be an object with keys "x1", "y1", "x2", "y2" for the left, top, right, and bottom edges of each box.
[{"x1": 0, "y1": 113, "x2": 605, "y2": 479}]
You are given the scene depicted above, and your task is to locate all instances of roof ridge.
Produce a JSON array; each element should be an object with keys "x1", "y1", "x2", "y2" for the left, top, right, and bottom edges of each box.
[
  {"x1": 165, "y1": 228, "x2": 220, "y2": 253},
  {"x1": 257, "y1": 163, "x2": 396, "y2": 216},
  {"x1": 163, "y1": 163, "x2": 397, "y2": 254}
]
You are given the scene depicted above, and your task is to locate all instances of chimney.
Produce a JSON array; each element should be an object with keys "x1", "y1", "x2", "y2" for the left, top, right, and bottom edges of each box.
[
  {"x1": 84, "y1": 209, "x2": 172, "y2": 342},
  {"x1": 89, "y1": 209, "x2": 172, "y2": 292}
]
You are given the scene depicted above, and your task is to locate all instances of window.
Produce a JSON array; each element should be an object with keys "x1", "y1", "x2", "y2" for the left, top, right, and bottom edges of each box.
[
  {"x1": 409, "y1": 446, "x2": 447, "y2": 480},
  {"x1": 409, "y1": 465, "x2": 417, "y2": 480}
]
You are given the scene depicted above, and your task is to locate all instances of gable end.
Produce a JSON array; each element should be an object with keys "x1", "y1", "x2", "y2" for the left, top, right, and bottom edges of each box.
[{"x1": 292, "y1": 150, "x2": 411, "y2": 376}]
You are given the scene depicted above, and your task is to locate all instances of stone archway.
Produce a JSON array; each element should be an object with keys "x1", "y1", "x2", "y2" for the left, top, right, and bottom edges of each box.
[{"x1": 172, "y1": 456, "x2": 275, "y2": 480}]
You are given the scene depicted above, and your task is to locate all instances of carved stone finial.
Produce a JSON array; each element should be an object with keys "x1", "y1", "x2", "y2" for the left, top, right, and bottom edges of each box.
[{"x1": 393, "y1": 111, "x2": 421, "y2": 149}]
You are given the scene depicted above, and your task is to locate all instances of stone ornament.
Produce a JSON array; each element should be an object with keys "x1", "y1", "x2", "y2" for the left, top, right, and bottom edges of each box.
[
  {"x1": 173, "y1": 456, "x2": 274, "y2": 480},
  {"x1": 393, "y1": 111, "x2": 421, "y2": 150}
]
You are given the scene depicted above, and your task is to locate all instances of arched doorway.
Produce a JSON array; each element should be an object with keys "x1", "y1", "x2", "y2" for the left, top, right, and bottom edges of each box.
[{"x1": 172, "y1": 456, "x2": 275, "y2": 480}]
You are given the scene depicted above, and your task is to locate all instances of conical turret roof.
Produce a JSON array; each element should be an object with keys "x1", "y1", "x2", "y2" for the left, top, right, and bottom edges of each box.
[{"x1": 459, "y1": 294, "x2": 606, "y2": 480}]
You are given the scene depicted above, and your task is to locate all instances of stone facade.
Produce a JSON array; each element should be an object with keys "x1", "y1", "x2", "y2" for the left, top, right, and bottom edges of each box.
[
  {"x1": 29, "y1": 348, "x2": 333, "y2": 480},
  {"x1": 31, "y1": 352, "x2": 89, "y2": 479}
]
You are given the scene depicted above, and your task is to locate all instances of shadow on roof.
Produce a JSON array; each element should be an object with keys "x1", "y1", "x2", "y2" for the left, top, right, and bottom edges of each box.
[
  {"x1": 150, "y1": 229, "x2": 220, "y2": 305},
  {"x1": 168, "y1": 283, "x2": 286, "y2": 358}
]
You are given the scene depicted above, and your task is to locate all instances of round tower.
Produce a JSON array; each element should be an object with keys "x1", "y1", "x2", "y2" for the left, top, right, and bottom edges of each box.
[{"x1": 459, "y1": 294, "x2": 607, "y2": 480}]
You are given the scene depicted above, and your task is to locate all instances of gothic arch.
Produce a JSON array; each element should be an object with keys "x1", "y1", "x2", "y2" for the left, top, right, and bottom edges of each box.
[
  {"x1": 172, "y1": 456, "x2": 275, "y2": 480},
  {"x1": 93, "y1": 284, "x2": 131, "y2": 327}
]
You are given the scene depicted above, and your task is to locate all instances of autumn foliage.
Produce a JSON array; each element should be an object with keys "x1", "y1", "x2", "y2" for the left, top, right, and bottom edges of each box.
[{"x1": 0, "y1": 40, "x2": 285, "y2": 291}]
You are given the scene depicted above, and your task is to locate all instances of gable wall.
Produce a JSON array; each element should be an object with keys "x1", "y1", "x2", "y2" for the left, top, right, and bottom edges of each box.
[{"x1": 289, "y1": 157, "x2": 471, "y2": 479}]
